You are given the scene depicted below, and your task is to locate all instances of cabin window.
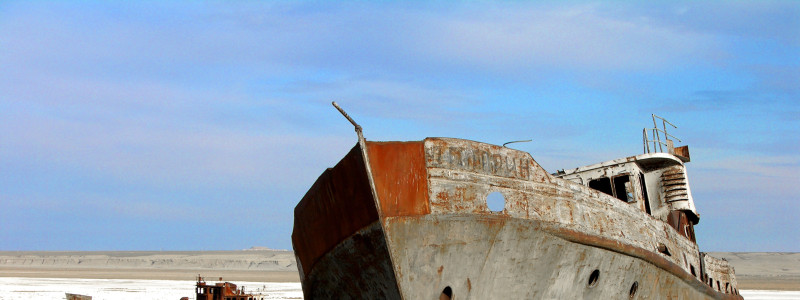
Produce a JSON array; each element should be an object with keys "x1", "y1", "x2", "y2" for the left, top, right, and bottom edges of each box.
[
  {"x1": 589, "y1": 177, "x2": 613, "y2": 197},
  {"x1": 589, "y1": 175, "x2": 636, "y2": 204},
  {"x1": 613, "y1": 175, "x2": 634, "y2": 203}
]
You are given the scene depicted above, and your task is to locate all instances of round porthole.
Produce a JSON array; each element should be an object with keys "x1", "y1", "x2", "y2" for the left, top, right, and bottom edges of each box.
[
  {"x1": 486, "y1": 192, "x2": 505, "y2": 212},
  {"x1": 629, "y1": 281, "x2": 639, "y2": 298},
  {"x1": 587, "y1": 269, "x2": 600, "y2": 288},
  {"x1": 439, "y1": 286, "x2": 453, "y2": 300}
]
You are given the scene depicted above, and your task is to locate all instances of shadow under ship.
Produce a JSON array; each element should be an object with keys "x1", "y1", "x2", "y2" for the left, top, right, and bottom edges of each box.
[{"x1": 292, "y1": 108, "x2": 741, "y2": 299}]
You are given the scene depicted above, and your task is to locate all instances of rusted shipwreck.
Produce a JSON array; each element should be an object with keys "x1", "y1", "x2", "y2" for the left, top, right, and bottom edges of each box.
[
  {"x1": 292, "y1": 105, "x2": 741, "y2": 299},
  {"x1": 189, "y1": 276, "x2": 262, "y2": 300},
  {"x1": 65, "y1": 293, "x2": 92, "y2": 300}
]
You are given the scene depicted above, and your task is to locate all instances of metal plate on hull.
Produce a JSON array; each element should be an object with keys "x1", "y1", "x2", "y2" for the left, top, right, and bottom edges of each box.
[{"x1": 384, "y1": 214, "x2": 741, "y2": 300}]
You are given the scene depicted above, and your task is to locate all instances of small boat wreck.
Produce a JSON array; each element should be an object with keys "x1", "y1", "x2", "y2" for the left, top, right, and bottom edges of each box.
[{"x1": 292, "y1": 103, "x2": 741, "y2": 299}]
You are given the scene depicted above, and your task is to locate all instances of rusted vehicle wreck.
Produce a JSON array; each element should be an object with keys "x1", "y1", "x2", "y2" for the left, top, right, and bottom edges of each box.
[
  {"x1": 190, "y1": 276, "x2": 262, "y2": 300},
  {"x1": 292, "y1": 104, "x2": 741, "y2": 299}
]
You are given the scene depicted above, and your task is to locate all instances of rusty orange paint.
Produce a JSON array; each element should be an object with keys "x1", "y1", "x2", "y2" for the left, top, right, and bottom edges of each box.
[
  {"x1": 674, "y1": 145, "x2": 691, "y2": 162},
  {"x1": 367, "y1": 141, "x2": 431, "y2": 217},
  {"x1": 668, "y1": 210, "x2": 697, "y2": 243}
]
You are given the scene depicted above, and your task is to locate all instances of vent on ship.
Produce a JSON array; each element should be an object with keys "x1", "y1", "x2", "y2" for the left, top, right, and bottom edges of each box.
[{"x1": 661, "y1": 166, "x2": 689, "y2": 203}]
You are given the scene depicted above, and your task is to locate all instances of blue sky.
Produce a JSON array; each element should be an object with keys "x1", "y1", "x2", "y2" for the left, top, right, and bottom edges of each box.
[{"x1": 1, "y1": 1, "x2": 797, "y2": 251}]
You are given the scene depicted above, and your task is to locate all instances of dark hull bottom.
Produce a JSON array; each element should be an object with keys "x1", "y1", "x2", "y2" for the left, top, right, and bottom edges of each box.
[
  {"x1": 301, "y1": 221, "x2": 401, "y2": 299},
  {"x1": 303, "y1": 215, "x2": 738, "y2": 299}
]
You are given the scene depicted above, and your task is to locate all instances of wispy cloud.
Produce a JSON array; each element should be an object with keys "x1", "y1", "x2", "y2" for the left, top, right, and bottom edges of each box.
[
  {"x1": 626, "y1": 1, "x2": 800, "y2": 46},
  {"x1": 410, "y1": 4, "x2": 719, "y2": 73}
]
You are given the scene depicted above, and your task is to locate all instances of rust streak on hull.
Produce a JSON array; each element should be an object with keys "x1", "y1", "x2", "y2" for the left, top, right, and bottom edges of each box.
[{"x1": 367, "y1": 141, "x2": 430, "y2": 217}]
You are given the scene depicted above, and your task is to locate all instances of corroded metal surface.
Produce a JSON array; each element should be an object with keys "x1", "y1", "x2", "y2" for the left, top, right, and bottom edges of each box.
[
  {"x1": 558, "y1": 153, "x2": 699, "y2": 225},
  {"x1": 302, "y1": 221, "x2": 401, "y2": 300},
  {"x1": 195, "y1": 276, "x2": 259, "y2": 300},
  {"x1": 384, "y1": 215, "x2": 741, "y2": 299},
  {"x1": 367, "y1": 141, "x2": 430, "y2": 217},
  {"x1": 421, "y1": 138, "x2": 705, "y2": 277},
  {"x1": 65, "y1": 293, "x2": 92, "y2": 300},
  {"x1": 291, "y1": 144, "x2": 379, "y2": 280},
  {"x1": 704, "y1": 253, "x2": 740, "y2": 295},
  {"x1": 292, "y1": 137, "x2": 742, "y2": 299}
]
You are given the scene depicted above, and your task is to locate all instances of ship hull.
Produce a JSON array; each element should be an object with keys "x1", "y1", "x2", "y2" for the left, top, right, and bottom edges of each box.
[
  {"x1": 293, "y1": 138, "x2": 742, "y2": 299},
  {"x1": 304, "y1": 214, "x2": 738, "y2": 299},
  {"x1": 385, "y1": 214, "x2": 731, "y2": 299}
]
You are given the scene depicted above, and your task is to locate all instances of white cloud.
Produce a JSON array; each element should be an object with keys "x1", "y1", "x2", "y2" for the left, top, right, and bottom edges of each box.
[{"x1": 409, "y1": 4, "x2": 720, "y2": 72}]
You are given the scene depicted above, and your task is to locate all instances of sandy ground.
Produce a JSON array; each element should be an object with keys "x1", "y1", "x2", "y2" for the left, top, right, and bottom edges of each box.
[{"x1": 1, "y1": 251, "x2": 798, "y2": 291}]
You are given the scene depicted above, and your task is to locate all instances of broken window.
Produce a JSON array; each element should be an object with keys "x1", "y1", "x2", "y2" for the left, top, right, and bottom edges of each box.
[
  {"x1": 588, "y1": 177, "x2": 613, "y2": 196},
  {"x1": 613, "y1": 175, "x2": 634, "y2": 203},
  {"x1": 589, "y1": 175, "x2": 636, "y2": 204}
]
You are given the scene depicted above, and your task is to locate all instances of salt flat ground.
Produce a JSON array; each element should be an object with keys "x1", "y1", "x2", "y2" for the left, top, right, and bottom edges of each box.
[
  {"x1": 0, "y1": 277, "x2": 302, "y2": 300},
  {"x1": 2, "y1": 251, "x2": 798, "y2": 298},
  {"x1": 0, "y1": 278, "x2": 798, "y2": 300}
]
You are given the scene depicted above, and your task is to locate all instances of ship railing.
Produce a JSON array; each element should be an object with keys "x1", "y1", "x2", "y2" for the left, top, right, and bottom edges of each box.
[{"x1": 642, "y1": 114, "x2": 681, "y2": 154}]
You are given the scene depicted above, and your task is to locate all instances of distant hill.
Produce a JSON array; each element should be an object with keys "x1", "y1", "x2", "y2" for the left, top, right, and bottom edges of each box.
[
  {"x1": 707, "y1": 252, "x2": 800, "y2": 291},
  {"x1": 243, "y1": 246, "x2": 289, "y2": 251},
  {"x1": 0, "y1": 249, "x2": 296, "y2": 272}
]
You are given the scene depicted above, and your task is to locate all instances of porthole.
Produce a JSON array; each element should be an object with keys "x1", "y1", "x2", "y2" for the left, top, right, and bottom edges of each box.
[
  {"x1": 629, "y1": 281, "x2": 639, "y2": 298},
  {"x1": 587, "y1": 269, "x2": 600, "y2": 288},
  {"x1": 439, "y1": 286, "x2": 453, "y2": 300},
  {"x1": 657, "y1": 243, "x2": 671, "y2": 256},
  {"x1": 486, "y1": 192, "x2": 505, "y2": 212}
]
